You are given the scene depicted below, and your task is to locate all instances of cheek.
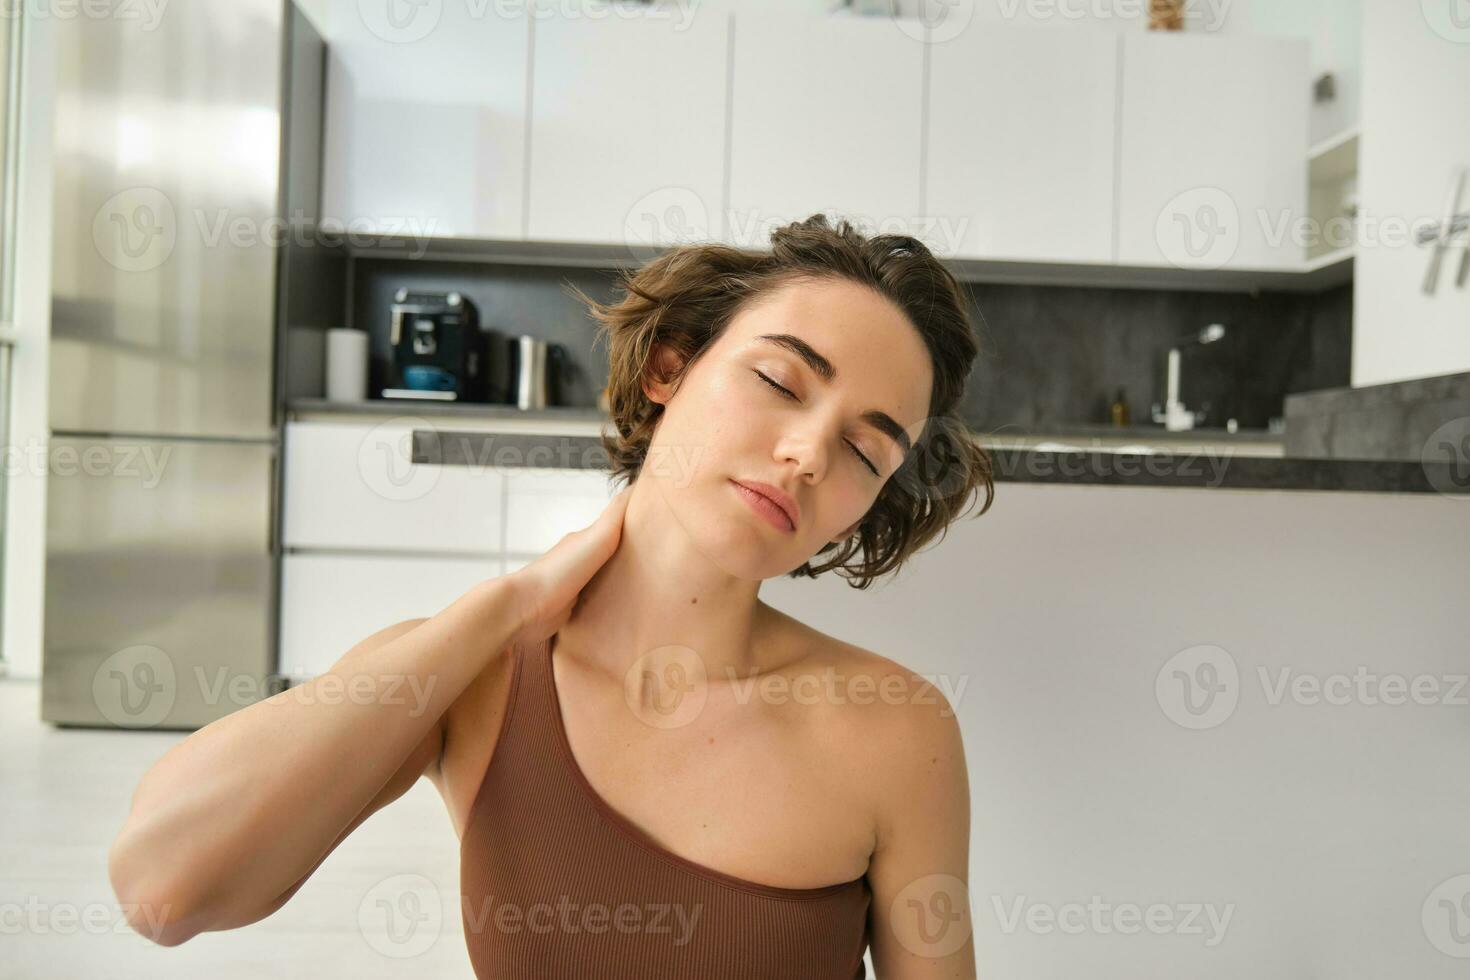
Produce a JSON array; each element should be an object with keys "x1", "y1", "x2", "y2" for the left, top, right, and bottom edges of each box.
[
  {"x1": 657, "y1": 371, "x2": 754, "y2": 481},
  {"x1": 711, "y1": 367, "x2": 764, "y2": 413},
  {"x1": 833, "y1": 488, "x2": 876, "y2": 535},
  {"x1": 703, "y1": 370, "x2": 770, "y2": 442}
]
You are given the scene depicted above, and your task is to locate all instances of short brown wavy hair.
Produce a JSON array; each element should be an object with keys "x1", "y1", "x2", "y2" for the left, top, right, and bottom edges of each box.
[{"x1": 572, "y1": 213, "x2": 994, "y2": 590}]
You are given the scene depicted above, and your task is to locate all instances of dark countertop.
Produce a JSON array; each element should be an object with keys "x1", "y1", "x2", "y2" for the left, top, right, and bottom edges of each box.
[
  {"x1": 986, "y1": 449, "x2": 1465, "y2": 494},
  {"x1": 287, "y1": 396, "x2": 608, "y2": 425},
  {"x1": 1284, "y1": 371, "x2": 1470, "y2": 462},
  {"x1": 977, "y1": 421, "x2": 1285, "y2": 445},
  {"x1": 404, "y1": 426, "x2": 1470, "y2": 496},
  {"x1": 288, "y1": 397, "x2": 1277, "y2": 447},
  {"x1": 286, "y1": 397, "x2": 1466, "y2": 494}
]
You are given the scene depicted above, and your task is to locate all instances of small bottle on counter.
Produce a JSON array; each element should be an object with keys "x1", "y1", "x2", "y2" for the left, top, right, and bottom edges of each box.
[{"x1": 1109, "y1": 387, "x2": 1131, "y2": 427}]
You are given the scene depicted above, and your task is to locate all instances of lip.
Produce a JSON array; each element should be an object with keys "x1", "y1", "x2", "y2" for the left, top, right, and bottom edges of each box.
[{"x1": 730, "y1": 479, "x2": 799, "y2": 533}]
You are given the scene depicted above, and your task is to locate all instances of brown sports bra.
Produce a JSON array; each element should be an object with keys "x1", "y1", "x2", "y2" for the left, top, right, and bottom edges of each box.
[{"x1": 459, "y1": 632, "x2": 872, "y2": 979}]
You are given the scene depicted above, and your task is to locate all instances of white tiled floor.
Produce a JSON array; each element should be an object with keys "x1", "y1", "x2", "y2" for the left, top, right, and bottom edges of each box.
[{"x1": 1, "y1": 678, "x2": 476, "y2": 979}]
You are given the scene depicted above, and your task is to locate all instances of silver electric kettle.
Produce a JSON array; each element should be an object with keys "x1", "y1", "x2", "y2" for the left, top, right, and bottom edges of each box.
[{"x1": 509, "y1": 335, "x2": 566, "y2": 410}]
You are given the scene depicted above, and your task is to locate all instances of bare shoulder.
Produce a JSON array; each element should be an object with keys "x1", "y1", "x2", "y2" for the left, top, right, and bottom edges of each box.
[
  {"x1": 761, "y1": 611, "x2": 975, "y2": 973},
  {"x1": 772, "y1": 610, "x2": 962, "y2": 734},
  {"x1": 771, "y1": 611, "x2": 968, "y2": 813},
  {"x1": 795, "y1": 626, "x2": 972, "y2": 903}
]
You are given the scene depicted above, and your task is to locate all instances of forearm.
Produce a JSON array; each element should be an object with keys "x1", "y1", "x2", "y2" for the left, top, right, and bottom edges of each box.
[{"x1": 108, "y1": 576, "x2": 523, "y2": 937}]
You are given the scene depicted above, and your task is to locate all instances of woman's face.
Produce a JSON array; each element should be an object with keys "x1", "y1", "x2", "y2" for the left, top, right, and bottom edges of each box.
[{"x1": 641, "y1": 275, "x2": 935, "y2": 580}]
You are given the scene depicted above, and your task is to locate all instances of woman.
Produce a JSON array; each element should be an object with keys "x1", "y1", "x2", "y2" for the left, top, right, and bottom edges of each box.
[{"x1": 108, "y1": 214, "x2": 994, "y2": 978}]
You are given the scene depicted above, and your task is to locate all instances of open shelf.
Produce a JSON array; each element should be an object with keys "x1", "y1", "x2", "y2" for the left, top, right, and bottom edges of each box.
[
  {"x1": 1309, "y1": 126, "x2": 1359, "y2": 181},
  {"x1": 1307, "y1": 126, "x2": 1359, "y2": 266}
]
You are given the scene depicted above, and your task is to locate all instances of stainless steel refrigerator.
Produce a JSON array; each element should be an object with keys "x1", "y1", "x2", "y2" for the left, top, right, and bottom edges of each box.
[{"x1": 43, "y1": 1, "x2": 327, "y2": 728}]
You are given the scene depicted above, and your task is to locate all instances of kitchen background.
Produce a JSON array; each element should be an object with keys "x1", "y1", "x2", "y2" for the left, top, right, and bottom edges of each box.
[
  {"x1": 2, "y1": 0, "x2": 1468, "y2": 978},
  {"x1": 285, "y1": 0, "x2": 1373, "y2": 435},
  {"x1": 338, "y1": 257, "x2": 1355, "y2": 432}
]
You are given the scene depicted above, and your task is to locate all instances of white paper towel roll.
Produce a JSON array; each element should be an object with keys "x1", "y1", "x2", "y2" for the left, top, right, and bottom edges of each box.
[{"x1": 325, "y1": 328, "x2": 368, "y2": 402}]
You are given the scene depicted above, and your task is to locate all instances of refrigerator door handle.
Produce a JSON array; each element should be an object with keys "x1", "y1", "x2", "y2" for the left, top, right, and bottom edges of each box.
[{"x1": 268, "y1": 449, "x2": 281, "y2": 557}]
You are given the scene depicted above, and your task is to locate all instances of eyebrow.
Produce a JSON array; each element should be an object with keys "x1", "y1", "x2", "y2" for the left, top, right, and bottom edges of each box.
[{"x1": 754, "y1": 333, "x2": 913, "y2": 456}]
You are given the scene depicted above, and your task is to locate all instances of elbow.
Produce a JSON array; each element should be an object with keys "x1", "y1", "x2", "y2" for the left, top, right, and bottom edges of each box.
[
  {"x1": 108, "y1": 838, "x2": 208, "y2": 947},
  {"x1": 115, "y1": 883, "x2": 206, "y2": 947},
  {"x1": 127, "y1": 901, "x2": 198, "y2": 948}
]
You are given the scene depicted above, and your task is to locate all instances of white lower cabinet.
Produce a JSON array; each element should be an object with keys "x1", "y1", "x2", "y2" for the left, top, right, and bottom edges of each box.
[
  {"x1": 278, "y1": 419, "x2": 616, "y2": 679},
  {"x1": 279, "y1": 553, "x2": 503, "y2": 679},
  {"x1": 283, "y1": 419, "x2": 505, "y2": 554},
  {"x1": 504, "y1": 469, "x2": 617, "y2": 555}
]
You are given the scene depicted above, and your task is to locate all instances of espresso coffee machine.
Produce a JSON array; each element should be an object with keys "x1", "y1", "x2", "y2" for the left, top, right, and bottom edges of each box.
[{"x1": 382, "y1": 288, "x2": 490, "y2": 402}]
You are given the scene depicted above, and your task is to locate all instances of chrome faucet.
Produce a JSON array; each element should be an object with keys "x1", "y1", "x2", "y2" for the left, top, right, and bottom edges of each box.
[
  {"x1": 1415, "y1": 168, "x2": 1468, "y2": 295},
  {"x1": 1152, "y1": 323, "x2": 1226, "y2": 432}
]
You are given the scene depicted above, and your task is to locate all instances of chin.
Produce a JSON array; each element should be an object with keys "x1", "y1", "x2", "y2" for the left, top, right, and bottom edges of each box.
[{"x1": 673, "y1": 478, "x2": 802, "y2": 581}]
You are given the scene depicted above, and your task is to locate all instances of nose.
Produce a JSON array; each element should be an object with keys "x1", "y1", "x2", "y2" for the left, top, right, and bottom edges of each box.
[{"x1": 775, "y1": 419, "x2": 833, "y2": 483}]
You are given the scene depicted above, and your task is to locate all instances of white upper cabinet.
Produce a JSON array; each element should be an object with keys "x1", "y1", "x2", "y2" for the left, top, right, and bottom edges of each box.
[
  {"x1": 1116, "y1": 33, "x2": 1310, "y2": 271},
  {"x1": 727, "y1": 14, "x2": 925, "y2": 248},
  {"x1": 925, "y1": 24, "x2": 1119, "y2": 264},
  {"x1": 321, "y1": 0, "x2": 529, "y2": 240},
  {"x1": 315, "y1": 7, "x2": 1311, "y2": 279},
  {"x1": 526, "y1": 9, "x2": 730, "y2": 247}
]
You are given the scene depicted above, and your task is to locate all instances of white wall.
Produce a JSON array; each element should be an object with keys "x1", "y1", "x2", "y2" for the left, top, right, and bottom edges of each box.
[
  {"x1": 1351, "y1": 0, "x2": 1470, "y2": 387},
  {"x1": 765, "y1": 480, "x2": 1470, "y2": 979}
]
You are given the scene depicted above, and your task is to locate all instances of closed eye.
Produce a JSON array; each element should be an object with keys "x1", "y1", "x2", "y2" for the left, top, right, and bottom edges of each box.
[{"x1": 754, "y1": 370, "x2": 879, "y2": 476}]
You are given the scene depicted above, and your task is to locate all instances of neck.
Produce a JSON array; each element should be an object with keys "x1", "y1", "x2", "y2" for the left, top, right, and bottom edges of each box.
[{"x1": 552, "y1": 478, "x2": 782, "y2": 687}]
